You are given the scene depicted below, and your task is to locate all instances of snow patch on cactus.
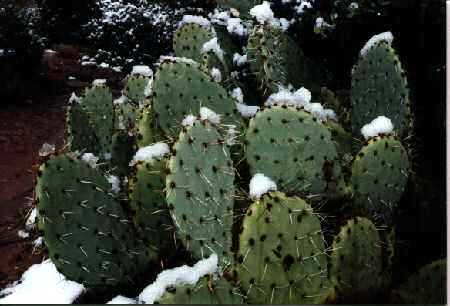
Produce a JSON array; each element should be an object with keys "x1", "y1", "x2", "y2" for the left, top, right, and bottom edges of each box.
[
  {"x1": 249, "y1": 173, "x2": 277, "y2": 200},
  {"x1": 180, "y1": 15, "x2": 211, "y2": 29},
  {"x1": 130, "y1": 143, "x2": 170, "y2": 165},
  {"x1": 231, "y1": 87, "x2": 244, "y2": 103},
  {"x1": 200, "y1": 107, "x2": 221, "y2": 124},
  {"x1": 304, "y1": 103, "x2": 337, "y2": 122},
  {"x1": 113, "y1": 95, "x2": 128, "y2": 105},
  {"x1": 81, "y1": 153, "x2": 99, "y2": 168},
  {"x1": 131, "y1": 65, "x2": 153, "y2": 77},
  {"x1": 25, "y1": 208, "x2": 38, "y2": 230},
  {"x1": 236, "y1": 103, "x2": 260, "y2": 118},
  {"x1": 69, "y1": 92, "x2": 81, "y2": 104},
  {"x1": 201, "y1": 37, "x2": 225, "y2": 62},
  {"x1": 250, "y1": 2, "x2": 275, "y2": 24},
  {"x1": 0, "y1": 259, "x2": 85, "y2": 304},
  {"x1": 106, "y1": 175, "x2": 121, "y2": 194},
  {"x1": 210, "y1": 68, "x2": 222, "y2": 82},
  {"x1": 361, "y1": 116, "x2": 394, "y2": 139},
  {"x1": 182, "y1": 115, "x2": 197, "y2": 127},
  {"x1": 38, "y1": 143, "x2": 55, "y2": 157},
  {"x1": 227, "y1": 18, "x2": 248, "y2": 36},
  {"x1": 360, "y1": 31, "x2": 394, "y2": 56},
  {"x1": 233, "y1": 53, "x2": 247, "y2": 66},
  {"x1": 266, "y1": 87, "x2": 312, "y2": 107},
  {"x1": 92, "y1": 79, "x2": 107, "y2": 86},
  {"x1": 138, "y1": 253, "x2": 218, "y2": 304},
  {"x1": 159, "y1": 56, "x2": 197, "y2": 65},
  {"x1": 107, "y1": 296, "x2": 137, "y2": 304}
]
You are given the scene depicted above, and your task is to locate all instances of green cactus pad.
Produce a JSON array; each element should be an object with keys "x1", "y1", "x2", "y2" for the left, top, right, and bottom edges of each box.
[
  {"x1": 156, "y1": 276, "x2": 242, "y2": 304},
  {"x1": 66, "y1": 102, "x2": 99, "y2": 154},
  {"x1": 110, "y1": 131, "x2": 135, "y2": 177},
  {"x1": 129, "y1": 158, "x2": 174, "y2": 260},
  {"x1": 329, "y1": 217, "x2": 384, "y2": 301},
  {"x1": 236, "y1": 192, "x2": 330, "y2": 304},
  {"x1": 351, "y1": 41, "x2": 411, "y2": 137},
  {"x1": 36, "y1": 154, "x2": 149, "y2": 287},
  {"x1": 80, "y1": 85, "x2": 114, "y2": 156},
  {"x1": 166, "y1": 120, "x2": 235, "y2": 267},
  {"x1": 124, "y1": 75, "x2": 151, "y2": 106},
  {"x1": 245, "y1": 106, "x2": 345, "y2": 197},
  {"x1": 216, "y1": 0, "x2": 261, "y2": 16},
  {"x1": 114, "y1": 101, "x2": 139, "y2": 131},
  {"x1": 350, "y1": 136, "x2": 410, "y2": 224},
  {"x1": 153, "y1": 60, "x2": 240, "y2": 137},
  {"x1": 173, "y1": 23, "x2": 214, "y2": 63},
  {"x1": 136, "y1": 104, "x2": 165, "y2": 148},
  {"x1": 392, "y1": 259, "x2": 446, "y2": 304}
]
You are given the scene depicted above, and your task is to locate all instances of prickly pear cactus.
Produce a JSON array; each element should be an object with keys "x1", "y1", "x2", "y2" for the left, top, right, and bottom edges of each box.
[
  {"x1": 235, "y1": 192, "x2": 330, "y2": 304},
  {"x1": 156, "y1": 276, "x2": 242, "y2": 304},
  {"x1": 351, "y1": 40, "x2": 411, "y2": 137},
  {"x1": 245, "y1": 106, "x2": 345, "y2": 197},
  {"x1": 216, "y1": 0, "x2": 261, "y2": 16},
  {"x1": 79, "y1": 85, "x2": 114, "y2": 156},
  {"x1": 136, "y1": 103, "x2": 164, "y2": 148},
  {"x1": 36, "y1": 154, "x2": 150, "y2": 287},
  {"x1": 110, "y1": 131, "x2": 135, "y2": 177},
  {"x1": 329, "y1": 217, "x2": 384, "y2": 302},
  {"x1": 124, "y1": 75, "x2": 151, "y2": 105},
  {"x1": 350, "y1": 136, "x2": 410, "y2": 224},
  {"x1": 66, "y1": 101, "x2": 99, "y2": 154},
  {"x1": 129, "y1": 157, "x2": 174, "y2": 260},
  {"x1": 166, "y1": 119, "x2": 235, "y2": 267},
  {"x1": 174, "y1": 23, "x2": 214, "y2": 63},
  {"x1": 114, "y1": 100, "x2": 139, "y2": 131},
  {"x1": 152, "y1": 60, "x2": 240, "y2": 137},
  {"x1": 392, "y1": 259, "x2": 446, "y2": 304}
]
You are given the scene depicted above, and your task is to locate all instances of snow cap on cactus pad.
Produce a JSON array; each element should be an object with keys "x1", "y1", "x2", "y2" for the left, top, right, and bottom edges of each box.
[
  {"x1": 360, "y1": 31, "x2": 394, "y2": 57},
  {"x1": 131, "y1": 65, "x2": 153, "y2": 78},
  {"x1": 166, "y1": 119, "x2": 235, "y2": 267},
  {"x1": 235, "y1": 191, "x2": 330, "y2": 304},
  {"x1": 249, "y1": 173, "x2": 277, "y2": 199},
  {"x1": 130, "y1": 142, "x2": 170, "y2": 166},
  {"x1": 265, "y1": 86, "x2": 312, "y2": 107},
  {"x1": 361, "y1": 116, "x2": 394, "y2": 140},
  {"x1": 201, "y1": 37, "x2": 225, "y2": 62},
  {"x1": 250, "y1": 1, "x2": 274, "y2": 24},
  {"x1": 179, "y1": 15, "x2": 212, "y2": 29}
]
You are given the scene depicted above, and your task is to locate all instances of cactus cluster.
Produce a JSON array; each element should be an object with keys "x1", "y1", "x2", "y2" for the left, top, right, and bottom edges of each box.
[{"x1": 30, "y1": 1, "x2": 444, "y2": 304}]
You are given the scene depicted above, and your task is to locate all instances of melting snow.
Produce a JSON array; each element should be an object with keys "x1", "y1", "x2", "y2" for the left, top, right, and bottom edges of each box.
[
  {"x1": 361, "y1": 116, "x2": 394, "y2": 139},
  {"x1": 130, "y1": 143, "x2": 170, "y2": 165},
  {"x1": 249, "y1": 173, "x2": 277, "y2": 200},
  {"x1": 360, "y1": 31, "x2": 394, "y2": 56},
  {"x1": 200, "y1": 107, "x2": 221, "y2": 124}
]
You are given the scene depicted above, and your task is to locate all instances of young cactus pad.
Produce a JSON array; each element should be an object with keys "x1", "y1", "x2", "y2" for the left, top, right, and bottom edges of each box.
[
  {"x1": 153, "y1": 60, "x2": 240, "y2": 137},
  {"x1": 350, "y1": 136, "x2": 410, "y2": 224},
  {"x1": 124, "y1": 75, "x2": 151, "y2": 106},
  {"x1": 329, "y1": 217, "x2": 384, "y2": 301},
  {"x1": 173, "y1": 23, "x2": 215, "y2": 63},
  {"x1": 36, "y1": 154, "x2": 149, "y2": 287},
  {"x1": 66, "y1": 101, "x2": 99, "y2": 154},
  {"x1": 136, "y1": 104, "x2": 164, "y2": 148},
  {"x1": 166, "y1": 120, "x2": 235, "y2": 267},
  {"x1": 156, "y1": 276, "x2": 242, "y2": 304},
  {"x1": 236, "y1": 192, "x2": 330, "y2": 304},
  {"x1": 351, "y1": 40, "x2": 411, "y2": 137},
  {"x1": 245, "y1": 106, "x2": 344, "y2": 197}
]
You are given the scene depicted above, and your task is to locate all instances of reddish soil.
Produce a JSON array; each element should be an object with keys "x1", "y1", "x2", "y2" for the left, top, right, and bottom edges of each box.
[{"x1": 0, "y1": 45, "x2": 125, "y2": 288}]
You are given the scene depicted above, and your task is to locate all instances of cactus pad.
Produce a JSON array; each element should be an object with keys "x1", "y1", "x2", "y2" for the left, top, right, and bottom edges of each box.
[
  {"x1": 124, "y1": 75, "x2": 151, "y2": 106},
  {"x1": 66, "y1": 102, "x2": 99, "y2": 154},
  {"x1": 173, "y1": 23, "x2": 214, "y2": 63},
  {"x1": 136, "y1": 103, "x2": 165, "y2": 148},
  {"x1": 166, "y1": 120, "x2": 235, "y2": 267},
  {"x1": 245, "y1": 106, "x2": 345, "y2": 197},
  {"x1": 153, "y1": 60, "x2": 240, "y2": 137},
  {"x1": 110, "y1": 131, "x2": 135, "y2": 177},
  {"x1": 350, "y1": 136, "x2": 410, "y2": 224},
  {"x1": 236, "y1": 192, "x2": 330, "y2": 304},
  {"x1": 351, "y1": 41, "x2": 411, "y2": 137},
  {"x1": 329, "y1": 217, "x2": 384, "y2": 301}
]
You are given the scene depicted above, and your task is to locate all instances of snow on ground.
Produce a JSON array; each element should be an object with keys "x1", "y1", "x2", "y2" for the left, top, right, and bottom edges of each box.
[
  {"x1": 360, "y1": 31, "x2": 394, "y2": 56},
  {"x1": 0, "y1": 260, "x2": 85, "y2": 304},
  {"x1": 38, "y1": 143, "x2": 55, "y2": 157},
  {"x1": 361, "y1": 116, "x2": 394, "y2": 139},
  {"x1": 69, "y1": 92, "x2": 80, "y2": 104},
  {"x1": 25, "y1": 207, "x2": 38, "y2": 230},
  {"x1": 249, "y1": 173, "x2": 277, "y2": 200},
  {"x1": 17, "y1": 230, "x2": 29, "y2": 239},
  {"x1": 130, "y1": 143, "x2": 170, "y2": 166},
  {"x1": 200, "y1": 107, "x2": 221, "y2": 124}
]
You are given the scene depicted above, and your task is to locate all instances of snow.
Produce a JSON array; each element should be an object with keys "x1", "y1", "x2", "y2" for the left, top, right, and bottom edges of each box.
[
  {"x1": 265, "y1": 87, "x2": 312, "y2": 107},
  {"x1": 182, "y1": 115, "x2": 197, "y2": 127},
  {"x1": 249, "y1": 173, "x2": 277, "y2": 200},
  {"x1": 17, "y1": 230, "x2": 30, "y2": 239},
  {"x1": 159, "y1": 56, "x2": 197, "y2": 65},
  {"x1": 231, "y1": 87, "x2": 244, "y2": 103},
  {"x1": 360, "y1": 31, "x2": 394, "y2": 56},
  {"x1": 0, "y1": 259, "x2": 85, "y2": 304},
  {"x1": 69, "y1": 92, "x2": 80, "y2": 104},
  {"x1": 92, "y1": 79, "x2": 107, "y2": 86},
  {"x1": 25, "y1": 208, "x2": 38, "y2": 230},
  {"x1": 107, "y1": 296, "x2": 137, "y2": 304},
  {"x1": 250, "y1": 2, "x2": 275, "y2": 24},
  {"x1": 295, "y1": 1, "x2": 312, "y2": 14},
  {"x1": 233, "y1": 53, "x2": 247, "y2": 67},
  {"x1": 144, "y1": 79, "x2": 153, "y2": 97},
  {"x1": 130, "y1": 143, "x2": 170, "y2": 165},
  {"x1": 271, "y1": 18, "x2": 291, "y2": 31},
  {"x1": 360, "y1": 116, "x2": 394, "y2": 140},
  {"x1": 138, "y1": 253, "x2": 218, "y2": 304},
  {"x1": 38, "y1": 143, "x2": 55, "y2": 157},
  {"x1": 106, "y1": 175, "x2": 121, "y2": 194},
  {"x1": 236, "y1": 103, "x2": 260, "y2": 118},
  {"x1": 210, "y1": 68, "x2": 222, "y2": 82},
  {"x1": 180, "y1": 15, "x2": 211, "y2": 29},
  {"x1": 227, "y1": 18, "x2": 247, "y2": 36},
  {"x1": 81, "y1": 153, "x2": 99, "y2": 168},
  {"x1": 200, "y1": 107, "x2": 221, "y2": 124},
  {"x1": 113, "y1": 95, "x2": 128, "y2": 105},
  {"x1": 131, "y1": 65, "x2": 153, "y2": 77},
  {"x1": 32, "y1": 237, "x2": 43, "y2": 249},
  {"x1": 201, "y1": 37, "x2": 225, "y2": 62}
]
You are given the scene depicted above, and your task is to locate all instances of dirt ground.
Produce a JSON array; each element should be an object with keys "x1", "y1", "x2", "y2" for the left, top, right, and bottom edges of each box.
[{"x1": 0, "y1": 46, "x2": 124, "y2": 288}]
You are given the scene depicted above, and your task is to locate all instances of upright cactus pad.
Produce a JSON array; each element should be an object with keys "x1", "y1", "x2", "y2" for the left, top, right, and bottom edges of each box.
[
  {"x1": 153, "y1": 60, "x2": 240, "y2": 137},
  {"x1": 80, "y1": 85, "x2": 114, "y2": 156},
  {"x1": 173, "y1": 23, "x2": 214, "y2": 63},
  {"x1": 124, "y1": 75, "x2": 151, "y2": 106},
  {"x1": 36, "y1": 154, "x2": 150, "y2": 287},
  {"x1": 329, "y1": 217, "x2": 384, "y2": 302},
  {"x1": 392, "y1": 259, "x2": 446, "y2": 304},
  {"x1": 166, "y1": 120, "x2": 235, "y2": 267},
  {"x1": 129, "y1": 158, "x2": 174, "y2": 260},
  {"x1": 245, "y1": 106, "x2": 345, "y2": 197},
  {"x1": 66, "y1": 102, "x2": 99, "y2": 154},
  {"x1": 114, "y1": 101, "x2": 139, "y2": 131},
  {"x1": 351, "y1": 40, "x2": 411, "y2": 137},
  {"x1": 235, "y1": 192, "x2": 330, "y2": 304},
  {"x1": 156, "y1": 276, "x2": 242, "y2": 304},
  {"x1": 136, "y1": 103, "x2": 164, "y2": 148},
  {"x1": 350, "y1": 136, "x2": 410, "y2": 224},
  {"x1": 110, "y1": 131, "x2": 135, "y2": 177}
]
